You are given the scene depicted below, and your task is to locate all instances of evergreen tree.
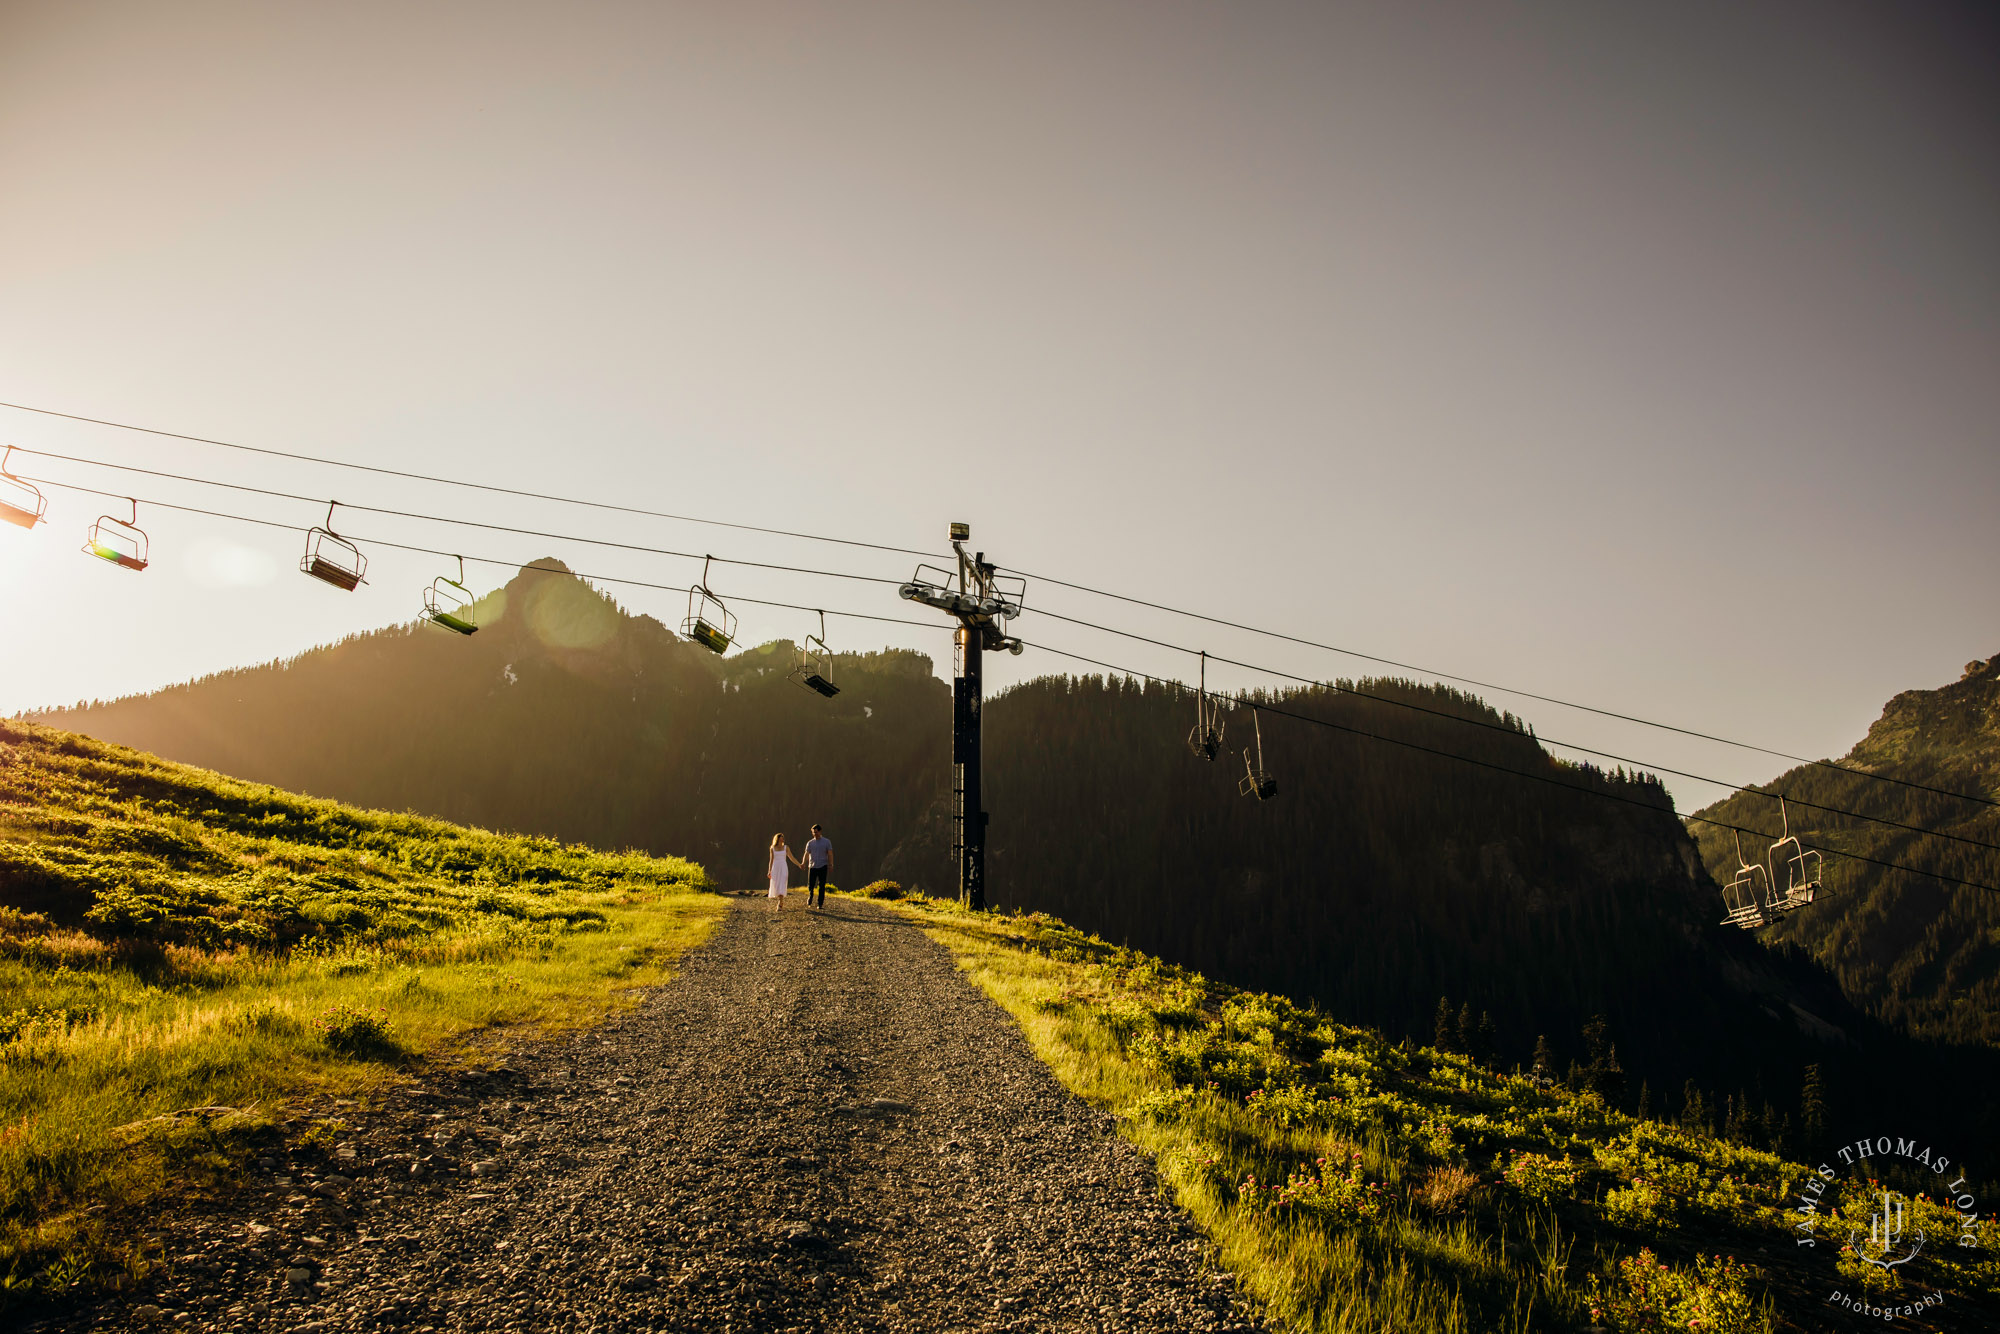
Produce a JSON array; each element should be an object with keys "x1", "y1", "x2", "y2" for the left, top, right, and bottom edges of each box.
[
  {"x1": 1434, "y1": 996, "x2": 1458, "y2": 1053},
  {"x1": 1681, "y1": 1080, "x2": 1713, "y2": 1135},
  {"x1": 1531, "y1": 1034, "x2": 1555, "y2": 1084},
  {"x1": 1456, "y1": 1002, "x2": 1477, "y2": 1057},
  {"x1": 1473, "y1": 1011, "x2": 1498, "y2": 1067},
  {"x1": 1636, "y1": 1079, "x2": 1652, "y2": 1121},
  {"x1": 1724, "y1": 1090, "x2": 1753, "y2": 1144},
  {"x1": 1580, "y1": 1015, "x2": 1627, "y2": 1106},
  {"x1": 1800, "y1": 1064, "x2": 1826, "y2": 1153}
]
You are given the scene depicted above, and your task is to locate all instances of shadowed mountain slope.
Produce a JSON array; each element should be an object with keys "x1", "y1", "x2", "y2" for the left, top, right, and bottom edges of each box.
[
  {"x1": 32, "y1": 561, "x2": 949, "y2": 889},
  {"x1": 885, "y1": 675, "x2": 1941, "y2": 1132},
  {"x1": 1692, "y1": 653, "x2": 2000, "y2": 1046}
]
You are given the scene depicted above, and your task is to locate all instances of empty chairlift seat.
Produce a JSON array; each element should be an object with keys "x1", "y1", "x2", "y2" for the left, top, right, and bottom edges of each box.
[
  {"x1": 1765, "y1": 799, "x2": 1822, "y2": 914},
  {"x1": 423, "y1": 557, "x2": 478, "y2": 635},
  {"x1": 0, "y1": 449, "x2": 47, "y2": 530},
  {"x1": 1238, "y1": 705, "x2": 1278, "y2": 800},
  {"x1": 302, "y1": 502, "x2": 367, "y2": 591},
  {"x1": 1187, "y1": 651, "x2": 1225, "y2": 760},
  {"x1": 83, "y1": 500, "x2": 149, "y2": 572},
  {"x1": 790, "y1": 612, "x2": 840, "y2": 697},
  {"x1": 681, "y1": 558, "x2": 737, "y2": 655},
  {"x1": 1718, "y1": 832, "x2": 1772, "y2": 930}
]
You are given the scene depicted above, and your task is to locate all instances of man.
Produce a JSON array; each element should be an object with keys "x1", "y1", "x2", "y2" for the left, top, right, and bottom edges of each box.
[{"x1": 803, "y1": 824, "x2": 832, "y2": 909}]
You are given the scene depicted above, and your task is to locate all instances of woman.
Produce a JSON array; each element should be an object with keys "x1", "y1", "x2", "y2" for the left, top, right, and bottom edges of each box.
[{"x1": 766, "y1": 832, "x2": 801, "y2": 911}]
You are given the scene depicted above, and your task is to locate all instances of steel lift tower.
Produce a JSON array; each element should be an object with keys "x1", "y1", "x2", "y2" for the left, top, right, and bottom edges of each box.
[{"x1": 899, "y1": 523, "x2": 1024, "y2": 910}]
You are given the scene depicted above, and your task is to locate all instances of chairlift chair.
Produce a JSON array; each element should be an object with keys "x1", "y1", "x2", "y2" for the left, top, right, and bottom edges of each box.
[
  {"x1": 82, "y1": 498, "x2": 149, "y2": 571},
  {"x1": 682, "y1": 556, "x2": 737, "y2": 655},
  {"x1": 1718, "y1": 831, "x2": 1772, "y2": 929},
  {"x1": 1187, "y1": 651, "x2": 1226, "y2": 760},
  {"x1": 790, "y1": 611, "x2": 840, "y2": 698},
  {"x1": 423, "y1": 555, "x2": 478, "y2": 635},
  {"x1": 1765, "y1": 797, "x2": 1823, "y2": 914},
  {"x1": 1238, "y1": 705, "x2": 1278, "y2": 800},
  {"x1": 301, "y1": 502, "x2": 367, "y2": 590},
  {"x1": 0, "y1": 447, "x2": 47, "y2": 530}
]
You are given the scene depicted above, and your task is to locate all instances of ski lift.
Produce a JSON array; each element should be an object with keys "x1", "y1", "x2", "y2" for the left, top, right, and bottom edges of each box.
[
  {"x1": 790, "y1": 610, "x2": 840, "y2": 698},
  {"x1": 1238, "y1": 704, "x2": 1278, "y2": 800},
  {"x1": 301, "y1": 501, "x2": 367, "y2": 591},
  {"x1": 1187, "y1": 651, "x2": 1225, "y2": 760},
  {"x1": 1766, "y1": 798, "x2": 1822, "y2": 914},
  {"x1": 423, "y1": 555, "x2": 478, "y2": 635},
  {"x1": 1717, "y1": 800, "x2": 1825, "y2": 929},
  {"x1": 1718, "y1": 831, "x2": 1772, "y2": 929},
  {"x1": 82, "y1": 498, "x2": 149, "y2": 571},
  {"x1": 682, "y1": 556, "x2": 737, "y2": 655},
  {"x1": 0, "y1": 447, "x2": 47, "y2": 530}
]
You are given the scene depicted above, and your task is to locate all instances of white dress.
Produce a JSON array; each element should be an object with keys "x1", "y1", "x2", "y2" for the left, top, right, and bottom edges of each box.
[{"x1": 768, "y1": 848, "x2": 790, "y2": 898}]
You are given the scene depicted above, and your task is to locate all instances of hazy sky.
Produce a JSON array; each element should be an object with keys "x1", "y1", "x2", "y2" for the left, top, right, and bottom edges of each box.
[{"x1": 1, "y1": 0, "x2": 1994, "y2": 811}]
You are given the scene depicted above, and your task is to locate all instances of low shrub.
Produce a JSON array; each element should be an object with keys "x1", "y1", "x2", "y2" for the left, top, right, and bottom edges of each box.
[
  {"x1": 1588, "y1": 1249, "x2": 1768, "y2": 1334},
  {"x1": 1504, "y1": 1150, "x2": 1582, "y2": 1206},
  {"x1": 309, "y1": 1003, "x2": 394, "y2": 1056},
  {"x1": 856, "y1": 880, "x2": 904, "y2": 899},
  {"x1": 1413, "y1": 1163, "x2": 1481, "y2": 1215}
]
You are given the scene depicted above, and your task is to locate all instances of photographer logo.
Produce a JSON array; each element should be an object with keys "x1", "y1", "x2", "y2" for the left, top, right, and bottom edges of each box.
[
  {"x1": 1794, "y1": 1134, "x2": 1979, "y2": 1322},
  {"x1": 1850, "y1": 1189, "x2": 1923, "y2": 1270}
]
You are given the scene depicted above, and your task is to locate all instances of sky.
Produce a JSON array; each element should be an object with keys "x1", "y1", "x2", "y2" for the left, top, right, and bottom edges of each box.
[{"x1": 0, "y1": 0, "x2": 1995, "y2": 812}]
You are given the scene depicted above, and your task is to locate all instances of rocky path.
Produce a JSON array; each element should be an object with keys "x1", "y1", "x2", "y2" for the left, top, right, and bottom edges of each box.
[{"x1": 62, "y1": 897, "x2": 1266, "y2": 1333}]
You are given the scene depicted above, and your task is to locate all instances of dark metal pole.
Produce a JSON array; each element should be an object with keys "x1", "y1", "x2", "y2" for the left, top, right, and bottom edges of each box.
[{"x1": 953, "y1": 621, "x2": 986, "y2": 910}]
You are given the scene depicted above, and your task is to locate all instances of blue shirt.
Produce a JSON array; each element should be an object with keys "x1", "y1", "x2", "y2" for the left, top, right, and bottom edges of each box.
[{"x1": 805, "y1": 836, "x2": 832, "y2": 868}]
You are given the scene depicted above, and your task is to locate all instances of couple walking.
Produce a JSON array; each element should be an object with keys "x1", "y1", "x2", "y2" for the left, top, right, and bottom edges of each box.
[{"x1": 766, "y1": 824, "x2": 832, "y2": 911}]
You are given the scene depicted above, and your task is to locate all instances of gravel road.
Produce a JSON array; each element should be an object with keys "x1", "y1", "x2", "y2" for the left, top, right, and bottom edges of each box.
[{"x1": 59, "y1": 896, "x2": 1267, "y2": 1333}]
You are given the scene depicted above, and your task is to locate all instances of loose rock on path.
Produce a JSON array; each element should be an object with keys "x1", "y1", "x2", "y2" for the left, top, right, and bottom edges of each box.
[{"x1": 60, "y1": 896, "x2": 1268, "y2": 1333}]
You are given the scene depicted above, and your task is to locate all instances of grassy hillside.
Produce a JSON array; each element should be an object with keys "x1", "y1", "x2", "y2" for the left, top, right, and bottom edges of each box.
[
  {"x1": 31, "y1": 560, "x2": 949, "y2": 886},
  {"x1": 0, "y1": 720, "x2": 721, "y2": 1303},
  {"x1": 894, "y1": 673, "x2": 1911, "y2": 1153},
  {"x1": 1691, "y1": 654, "x2": 2000, "y2": 1045},
  {"x1": 889, "y1": 893, "x2": 2000, "y2": 1333}
]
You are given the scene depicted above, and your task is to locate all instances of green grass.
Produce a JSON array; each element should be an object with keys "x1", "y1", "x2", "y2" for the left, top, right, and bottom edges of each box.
[
  {"x1": 885, "y1": 895, "x2": 2000, "y2": 1333},
  {"x1": 0, "y1": 720, "x2": 724, "y2": 1304}
]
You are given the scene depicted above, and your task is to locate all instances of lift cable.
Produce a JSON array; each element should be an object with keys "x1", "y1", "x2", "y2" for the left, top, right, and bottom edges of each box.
[
  {"x1": 22, "y1": 469, "x2": 1996, "y2": 863},
  {"x1": 0, "y1": 400, "x2": 944, "y2": 561},
  {"x1": 1024, "y1": 607, "x2": 2000, "y2": 857},
  {"x1": 19, "y1": 433, "x2": 2000, "y2": 843},
  {"x1": 1018, "y1": 637, "x2": 2000, "y2": 897},
  {"x1": 9, "y1": 449, "x2": 908, "y2": 590},
  {"x1": 12, "y1": 399, "x2": 1989, "y2": 813},
  {"x1": 18, "y1": 475, "x2": 946, "y2": 635},
  {"x1": 1006, "y1": 566, "x2": 2000, "y2": 813}
]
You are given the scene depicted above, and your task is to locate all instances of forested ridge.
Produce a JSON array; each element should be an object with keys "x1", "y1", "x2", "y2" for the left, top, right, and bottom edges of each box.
[
  {"x1": 30, "y1": 561, "x2": 951, "y2": 891},
  {"x1": 28, "y1": 565, "x2": 2000, "y2": 1173},
  {"x1": 1692, "y1": 653, "x2": 2000, "y2": 1046}
]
